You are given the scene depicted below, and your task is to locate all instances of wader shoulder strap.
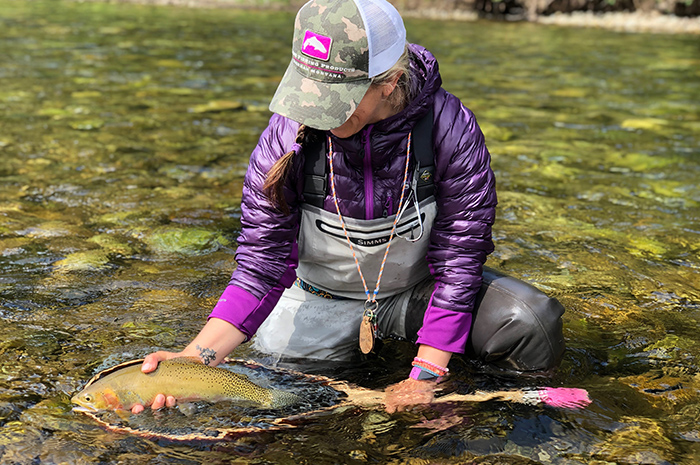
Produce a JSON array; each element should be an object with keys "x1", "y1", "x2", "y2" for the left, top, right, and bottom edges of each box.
[
  {"x1": 302, "y1": 108, "x2": 435, "y2": 208},
  {"x1": 412, "y1": 108, "x2": 434, "y2": 202},
  {"x1": 302, "y1": 136, "x2": 328, "y2": 208}
]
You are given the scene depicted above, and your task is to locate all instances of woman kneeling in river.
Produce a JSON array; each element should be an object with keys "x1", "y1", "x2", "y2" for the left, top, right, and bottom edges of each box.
[{"x1": 135, "y1": 0, "x2": 565, "y2": 414}]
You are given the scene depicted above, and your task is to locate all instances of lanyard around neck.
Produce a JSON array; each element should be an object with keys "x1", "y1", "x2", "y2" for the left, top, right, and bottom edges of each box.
[{"x1": 327, "y1": 133, "x2": 413, "y2": 306}]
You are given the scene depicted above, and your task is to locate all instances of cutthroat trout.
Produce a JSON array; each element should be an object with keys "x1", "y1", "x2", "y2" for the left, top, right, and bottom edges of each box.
[{"x1": 71, "y1": 358, "x2": 302, "y2": 412}]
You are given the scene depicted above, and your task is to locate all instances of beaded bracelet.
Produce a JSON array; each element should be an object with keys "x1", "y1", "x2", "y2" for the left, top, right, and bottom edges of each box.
[
  {"x1": 409, "y1": 357, "x2": 449, "y2": 381},
  {"x1": 412, "y1": 357, "x2": 449, "y2": 375}
]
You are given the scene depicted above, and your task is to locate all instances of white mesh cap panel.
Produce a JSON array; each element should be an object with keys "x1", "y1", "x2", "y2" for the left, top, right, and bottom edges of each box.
[{"x1": 355, "y1": 0, "x2": 406, "y2": 78}]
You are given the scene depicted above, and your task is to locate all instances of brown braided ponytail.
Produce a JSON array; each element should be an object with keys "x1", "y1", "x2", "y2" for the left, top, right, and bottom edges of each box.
[{"x1": 263, "y1": 124, "x2": 316, "y2": 215}]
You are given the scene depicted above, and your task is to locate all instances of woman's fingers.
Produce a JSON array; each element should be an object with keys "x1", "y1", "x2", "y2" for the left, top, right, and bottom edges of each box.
[
  {"x1": 131, "y1": 352, "x2": 183, "y2": 413},
  {"x1": 142, "y1": 351, "x2": 177, "y2": 373},
  {"x1": 383, "y1": 378, "x2": 436, "y2": 413},
  {"x1": 151, "y1": 393, "x2": 166, "y2": 410},
  {"x1": 131, "y1": 404, "x2": 145, "y2": 414},
  {"x1": 131, "y1": 393, "x2": 177, "y2": 414}
]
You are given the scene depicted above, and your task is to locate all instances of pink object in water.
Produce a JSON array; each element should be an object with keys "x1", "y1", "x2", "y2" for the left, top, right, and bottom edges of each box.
[{"x1": 539, "y1": 387, "x2": 592, "y2": 409}]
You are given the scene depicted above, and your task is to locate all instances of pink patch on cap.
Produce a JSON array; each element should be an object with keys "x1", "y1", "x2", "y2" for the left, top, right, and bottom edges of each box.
[{"x1": 301, "y1": 30, "x2": 332, "y2": 61}]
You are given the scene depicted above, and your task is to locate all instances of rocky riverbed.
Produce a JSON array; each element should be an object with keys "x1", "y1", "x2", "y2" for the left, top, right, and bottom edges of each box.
[
  {"x1": 535, "y1": 10, "x2": 700, "y2": 33},
  {"x1": 75, "y1": 0, "x2": 700, "y2": 34}
]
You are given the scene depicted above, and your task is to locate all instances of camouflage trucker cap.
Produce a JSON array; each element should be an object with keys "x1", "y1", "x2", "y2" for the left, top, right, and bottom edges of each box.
[{"x1": 269, "y1": 0, "x2": 407, "y2": 131}]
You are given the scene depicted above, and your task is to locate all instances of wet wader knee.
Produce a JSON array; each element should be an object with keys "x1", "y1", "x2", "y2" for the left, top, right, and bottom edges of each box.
[
  {"x1": 405, "y1": 267, "x2": 565, "y2": 373},
  {"x1": 467, "y1": 268, "x2": 565, "y2": 372}
]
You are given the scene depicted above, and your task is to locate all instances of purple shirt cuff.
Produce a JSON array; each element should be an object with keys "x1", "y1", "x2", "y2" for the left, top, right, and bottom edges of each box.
[
  {"x1": 208, "y1": 283, "x2": 286, "y2": 340},
  {"x1": 212, "y1": 243, "x2": 299, "y2": 339},
  {"x1": 416, "y1": 303, "x2": 473, "y2": 354}
]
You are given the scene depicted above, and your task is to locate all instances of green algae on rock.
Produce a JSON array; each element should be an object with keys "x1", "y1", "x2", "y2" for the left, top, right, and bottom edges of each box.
[{"x1": 143, "y1": 226, "x2": 230, "y2": 256}]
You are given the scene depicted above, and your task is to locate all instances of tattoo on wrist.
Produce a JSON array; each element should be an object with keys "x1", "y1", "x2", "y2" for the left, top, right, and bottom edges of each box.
[{"x1": 196, "y1": 345, "x2": 217, "y2": 365}]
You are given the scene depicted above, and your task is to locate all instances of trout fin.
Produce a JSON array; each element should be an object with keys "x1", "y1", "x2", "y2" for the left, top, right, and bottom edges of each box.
[{"x1": 177, "y1": 402, "x2": 198, "y2": 416}]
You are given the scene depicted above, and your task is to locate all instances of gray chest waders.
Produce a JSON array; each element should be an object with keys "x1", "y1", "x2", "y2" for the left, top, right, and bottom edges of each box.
[
  {"x1": 255, "y1": 109, "x2": 565, "y2": 370},
  {"x1": 297, "y1": 109, "x2": 436, "y2": 300}
]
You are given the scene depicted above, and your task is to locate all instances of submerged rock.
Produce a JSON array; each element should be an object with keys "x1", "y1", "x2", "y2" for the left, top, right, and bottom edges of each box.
[
  {"x1": 17, "y1": 221, "x2": 79, "y2": 239},
  {"x1": 480, "y1": 122, "x2": 515, "y2": 142},
  {"x1": 588, "y1": 416, "x2": 676, "y2": 464},
  {"x1": 87, "y1": 234, "x2": 136, "y2": 256},
  {"x1": 53, "y1": 250, "x2": 111, "y2": 273},
  {"x1": 69, "y1": 119, "x2": 105, "y2": 131},
  {"x1": 189, "y1": 100, "x2": 244, "y2": 113},
  {"x1": 143, "y1": 226, "x2": 229, "y2": 256}
]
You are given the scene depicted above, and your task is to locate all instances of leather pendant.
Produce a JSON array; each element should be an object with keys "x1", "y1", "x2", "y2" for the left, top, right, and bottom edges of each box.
[{"x1": 359, "y1": 314, "x2": 375, "y2": 354}]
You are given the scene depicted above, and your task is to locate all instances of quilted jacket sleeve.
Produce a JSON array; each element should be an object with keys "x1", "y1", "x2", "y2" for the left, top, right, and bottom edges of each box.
[
  {"x1": 417, "y1": 91, "x2": 497, "y2": 353},
  {"x1": 208, "y1": 114, "x2": 302, "y2": 339}
]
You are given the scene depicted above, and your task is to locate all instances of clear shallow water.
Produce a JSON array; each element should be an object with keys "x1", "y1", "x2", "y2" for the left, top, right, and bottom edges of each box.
[{"x1": 1, "y1": 1, "x2": 699, "y2": 463}]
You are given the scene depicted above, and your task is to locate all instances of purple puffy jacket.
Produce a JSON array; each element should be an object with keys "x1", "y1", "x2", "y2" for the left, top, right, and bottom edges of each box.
[{"x1": 209, "y1": 44, "x2": 497, "y2": 354}]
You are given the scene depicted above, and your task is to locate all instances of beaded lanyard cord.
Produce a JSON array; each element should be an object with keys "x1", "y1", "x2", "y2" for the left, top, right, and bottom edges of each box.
[{"x1": 328, "y1": 134, "x2": 412, "y2": 353}]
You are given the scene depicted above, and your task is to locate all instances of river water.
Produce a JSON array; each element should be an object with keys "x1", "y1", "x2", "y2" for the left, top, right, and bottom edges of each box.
[{"x1": 1, "y1": 1, "x2": 699, "y2": 463}]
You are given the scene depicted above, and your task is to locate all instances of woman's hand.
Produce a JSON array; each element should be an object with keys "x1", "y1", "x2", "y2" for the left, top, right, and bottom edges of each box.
[
  {"x1": 141, "y1": 350, "x2": 183, "y2": 374},
  {"x1": 383, "y1": 377, "x2": 438, "y2": 413},
  {"x1": 131, "y1": 393, "x2": 177, "y2": 414},
  {"x1": 383, "y1": 344, "x2": 451, "y2": 413},
  {"x1": 131, "y1": 350, "x2": 184, "y2": 414},
  {"x1": 130, "y1": 318, "x2": 247, "y2": 414}
]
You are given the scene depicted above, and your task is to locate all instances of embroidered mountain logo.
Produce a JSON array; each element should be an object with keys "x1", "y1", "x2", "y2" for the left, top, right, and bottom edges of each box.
[{"x1": 301, "y1": 30, "x2": 332, "y2": 61}]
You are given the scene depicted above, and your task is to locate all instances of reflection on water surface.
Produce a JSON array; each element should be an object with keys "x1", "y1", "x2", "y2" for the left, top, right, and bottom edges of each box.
[{"x1": 0, "y1": 1, "x2": 699, "y2": 463}]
